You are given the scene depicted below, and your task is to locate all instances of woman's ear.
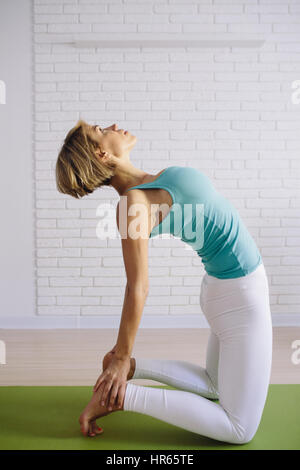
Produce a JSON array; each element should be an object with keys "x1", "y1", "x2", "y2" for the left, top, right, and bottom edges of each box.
[
  {"x1": 97, "y1": 150, "x2": 116, "y2": 164},
  {"x1": 95, "y1": 148, "x2": 107, "y2": 160}
]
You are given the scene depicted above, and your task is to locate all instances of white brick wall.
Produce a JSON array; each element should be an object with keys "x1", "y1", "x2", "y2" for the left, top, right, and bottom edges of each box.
[{"x1": 33, "y1": 0, "x2": 300, "y2": 327}]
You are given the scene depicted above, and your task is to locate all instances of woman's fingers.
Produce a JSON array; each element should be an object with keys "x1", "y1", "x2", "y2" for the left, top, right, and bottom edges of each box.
[
  {"x1": 94, "y1": 380, "x2": 105, "y2": 401},
  {"x1": 118, "y1": 383, "x2": 126, "y2": 409},
  {"x1": 93, "y1": 372, "x2": 106, "y2": 392},
  {"x1": 99, "y1": 379, "x2": 113, "y2": 406},
  {"x1": 107, "y1": 381, "x2": 120, "y2": 411},
  {"x1": 94, "y1": 356, "x2": 129, "y2": 408},
  {"x1": 93, "y1": 381, "x2": 101, "y2": 392},
  {"x1": 94, "y1": 376, "x2": 104, "y2": 391}
]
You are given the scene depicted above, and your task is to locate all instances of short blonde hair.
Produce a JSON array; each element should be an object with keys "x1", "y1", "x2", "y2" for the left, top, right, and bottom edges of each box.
[{"x1": 55, "y1": 119, "x2": 116, "y2": 199}]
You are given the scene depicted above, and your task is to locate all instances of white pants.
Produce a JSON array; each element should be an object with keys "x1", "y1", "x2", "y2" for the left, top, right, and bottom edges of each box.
[{"x1": 123, "y1": 262, "x2": 273, "y2": 444}]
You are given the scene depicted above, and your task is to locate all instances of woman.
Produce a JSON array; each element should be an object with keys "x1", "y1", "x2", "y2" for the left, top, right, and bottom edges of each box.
[{"x1": 56, "y1": 120, "x2": 273, "y2": 444}]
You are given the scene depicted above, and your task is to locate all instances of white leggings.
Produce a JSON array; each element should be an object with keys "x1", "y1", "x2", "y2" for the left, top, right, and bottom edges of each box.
[{"x1": 123, "y1": 262, "x2": 273, "y2": 444}]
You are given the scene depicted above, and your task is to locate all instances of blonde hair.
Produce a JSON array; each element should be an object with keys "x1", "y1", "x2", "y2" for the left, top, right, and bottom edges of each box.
[{"x1": 55, "y1": 119, "x2": 116, "y2": 199}]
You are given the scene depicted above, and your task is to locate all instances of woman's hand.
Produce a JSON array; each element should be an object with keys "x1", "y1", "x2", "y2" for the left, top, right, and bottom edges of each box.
[
  {"x1": 93, "y1": 355, "x2": 131, "y2": 411},
  {"x1": 102, "y1": 344, "x2": 117, "y2": 373}
]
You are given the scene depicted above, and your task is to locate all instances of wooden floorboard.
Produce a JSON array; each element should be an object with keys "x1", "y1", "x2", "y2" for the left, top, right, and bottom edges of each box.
[{"x1": 0, "y1": 327, "x2": 299, "y2": 385}]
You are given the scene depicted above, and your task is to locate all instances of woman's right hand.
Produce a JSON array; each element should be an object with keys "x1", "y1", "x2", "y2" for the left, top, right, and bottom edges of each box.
[{"x1": 102, "y1": 344, "x2": 117, "y2": 372}]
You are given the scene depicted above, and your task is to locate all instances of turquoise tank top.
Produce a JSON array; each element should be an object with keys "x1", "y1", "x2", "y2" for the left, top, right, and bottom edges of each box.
[{"x1": 125, "y1": 166, "x2": 262, "y2": 279}]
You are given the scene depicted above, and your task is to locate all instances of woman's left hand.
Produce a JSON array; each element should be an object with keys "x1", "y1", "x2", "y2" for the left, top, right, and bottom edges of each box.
[{"x1": 93, "y1": 355, "x2": 131, "y2": 411}]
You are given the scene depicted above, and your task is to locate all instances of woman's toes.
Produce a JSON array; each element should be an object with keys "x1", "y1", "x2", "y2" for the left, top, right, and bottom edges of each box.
[
  {"x1": 80, "y1": 415, "x2": 104, "y2": 438},
  {"x1": 79, "y1": 413, "x2": 89, "y2": 437},
  {"x1": 92, "y1": 422, "x2": 104, "y2": 435}
]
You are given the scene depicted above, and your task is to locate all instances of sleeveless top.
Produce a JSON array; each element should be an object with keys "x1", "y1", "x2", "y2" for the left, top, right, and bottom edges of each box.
[{"x1": 124, "y1": 165, "x2": 262, "y2": 279}]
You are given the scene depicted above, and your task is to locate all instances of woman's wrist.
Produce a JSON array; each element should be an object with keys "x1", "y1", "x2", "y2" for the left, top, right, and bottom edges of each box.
[{"x1": 114, "y1": 352, "x2": 130, "y2": 361}]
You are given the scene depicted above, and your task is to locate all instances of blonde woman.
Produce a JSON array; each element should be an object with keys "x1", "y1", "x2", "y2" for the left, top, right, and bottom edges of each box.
[{"x1": 56, "y1": 121, "x2": 272, "y2": 444}]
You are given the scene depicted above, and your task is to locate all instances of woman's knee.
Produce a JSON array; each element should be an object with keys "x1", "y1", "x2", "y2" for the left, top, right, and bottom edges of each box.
[{"x1": 228, "y1": 420, "x2": 258, "y2": 445}]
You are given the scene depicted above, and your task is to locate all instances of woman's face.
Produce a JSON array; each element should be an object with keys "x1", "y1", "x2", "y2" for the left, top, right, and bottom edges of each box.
[{"x1": 88, "y1": 122, "x2": 137, "y2": 160}]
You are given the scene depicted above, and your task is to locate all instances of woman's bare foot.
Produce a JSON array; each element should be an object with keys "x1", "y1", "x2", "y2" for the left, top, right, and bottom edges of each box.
[
  {"x1": 89, "y1": 421, "x2": 104, "y2": 437},
  {"x1": 102, "y1": 352, "x2": 136, "y2": 380},
  {"x1": 79, "y1": 385, "x2": 126, "y2": 437},
  {"x1": 83, "y1": 353, "x2": 135, "y2": 438}
]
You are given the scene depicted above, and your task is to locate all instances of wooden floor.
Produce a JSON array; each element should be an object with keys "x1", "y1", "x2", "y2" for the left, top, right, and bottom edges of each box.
[{"x1": 0, "y1": 328, "x2": 299, "y2": 386}]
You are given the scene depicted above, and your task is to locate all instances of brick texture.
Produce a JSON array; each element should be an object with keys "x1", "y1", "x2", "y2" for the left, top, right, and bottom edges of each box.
[{"x1": 33, "y1": 0, "x2": 300, "y2": 320}]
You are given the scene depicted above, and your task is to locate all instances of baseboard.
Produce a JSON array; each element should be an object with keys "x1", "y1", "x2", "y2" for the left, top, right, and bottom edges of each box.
[
  {"x1": 270, "y1": 313, "x2": 300, "y2": 327},
  {"x1": 0, "y1": 313, "x2": 299, "y2": 329}
]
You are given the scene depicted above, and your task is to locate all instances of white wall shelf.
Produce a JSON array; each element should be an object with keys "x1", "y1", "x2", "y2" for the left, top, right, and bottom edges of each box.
[{"x1": 70, "y1": 39, "x2": 265, "y2": 49}]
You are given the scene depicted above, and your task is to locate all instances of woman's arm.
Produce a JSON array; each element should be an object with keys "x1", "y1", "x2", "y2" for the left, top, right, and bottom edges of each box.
[
  {"x1": 114, "y1": 191, "x2": 151, "y2": 360},
  {"x1": 114, "y1": 282, "x2": 148, "y2": 360},
  {"x1": 93, "y1": 190, "x2": 152, "y2": 408}
]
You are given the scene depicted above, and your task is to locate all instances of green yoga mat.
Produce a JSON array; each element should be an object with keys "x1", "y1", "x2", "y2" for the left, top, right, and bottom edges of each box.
[{"x1": 0, "y1": 385, "x2": 299, "y2": 450}]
